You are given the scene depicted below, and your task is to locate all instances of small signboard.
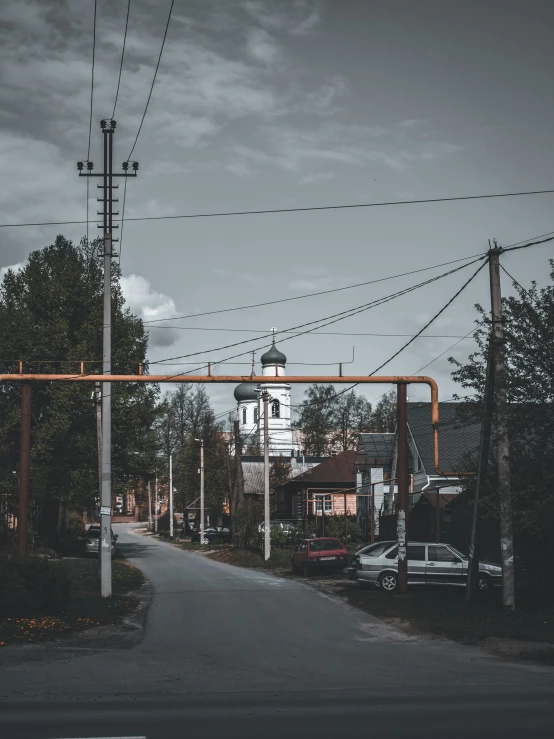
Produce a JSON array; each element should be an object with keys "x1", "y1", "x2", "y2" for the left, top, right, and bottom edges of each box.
[{"x1": 100, "y1": 506, "x2": 111, "y2": 516}]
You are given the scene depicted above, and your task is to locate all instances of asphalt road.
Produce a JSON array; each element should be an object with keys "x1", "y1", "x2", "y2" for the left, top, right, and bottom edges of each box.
[{"x1": 1, "y1": 523, "x2": 554, "y2": 739}]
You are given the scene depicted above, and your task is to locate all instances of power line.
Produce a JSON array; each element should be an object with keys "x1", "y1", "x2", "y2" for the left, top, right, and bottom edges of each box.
[
  {"x1": 288, "y1": 260, "x2": 489, "y2": 411},
  {"x1": 502, "y1": 234, "x2": 554, "y2": 254},
  {"x1": 150, "y1": 259, "x2": 482, "y2": 366},
  {"x1": 126, "y1": 0, "x2": 174, "y2": 160},
  {"x1": 3, "y1": 192, "x2": 554, "y2": 230},
  {"x1": 143, "y1": 254, "x2": 483, "y2": 324},
  {"x1": 146, "y1": 324, "x2": 472, "y2": 338},
  {"x1": 85, "y1": 0, "x2": 98, "y2": 246},
  {"x1": 111, "y1": 0, "x2": 131, "y2": 119}
]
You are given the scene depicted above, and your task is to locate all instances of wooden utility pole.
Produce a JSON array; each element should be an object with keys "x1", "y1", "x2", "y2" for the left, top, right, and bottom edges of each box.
[
  {"x1": 396, "y1": 383, "x2": 408, "y2": 593},
  {"x1": 488, "y1": 244, "x2": 515, "y2": 609},
  {"x1": 466, "y1": 345, "x2": 495, "y2": 601},
  {"x1": 18, "y1": 383, "x2": 31, "y2": 558},
  {"x1": 147, "y1": 480, "x2": 152, "y2": 531}
]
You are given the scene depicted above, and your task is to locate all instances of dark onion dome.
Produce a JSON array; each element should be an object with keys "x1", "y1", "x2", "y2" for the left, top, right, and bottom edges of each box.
[
  {"x1": 261, "y1": 343, "x2": 287, "y2": 366},
  {"x1": 234, "y1": 383, "x2": 258, "y2": 402}
]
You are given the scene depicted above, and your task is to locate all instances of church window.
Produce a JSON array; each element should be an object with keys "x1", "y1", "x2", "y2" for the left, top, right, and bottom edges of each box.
[
  {"x1": 254, "y1": 408, "x2": 259, "y2": 423},
  {"x1": 271, "y1": 399, "x2": 280, "y2": 418},
  {"x1": 242, "y1": 407, "x2": 247, "y2": 424}
]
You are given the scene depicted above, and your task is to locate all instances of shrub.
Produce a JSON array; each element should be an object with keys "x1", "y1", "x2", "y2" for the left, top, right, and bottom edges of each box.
[
  {"x1": 54, "y1": 512, "x2": 86, "y2": 554},
  {"x1": 0, "y1": 556, "x2": 72, "y2": 619}
]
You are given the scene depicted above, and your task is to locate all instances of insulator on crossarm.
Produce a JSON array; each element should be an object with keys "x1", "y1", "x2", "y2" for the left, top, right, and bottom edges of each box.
[
  {"x1": 122, "y1": 161, "x2": 129, "y2": 171},
  {"x1": 77, "y1": 161, "x2": 84, "y2": 171},
  {"x1": 132, "y1": 161, "x2": 139, "y2": 171}
]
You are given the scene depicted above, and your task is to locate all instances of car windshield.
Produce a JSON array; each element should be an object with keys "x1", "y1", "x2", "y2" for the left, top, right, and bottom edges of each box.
[
  {"x1": 87, "y1": 529, "x2": 100, "y2": 538},
  {"x1": 357, "y1": 542, "x2": 394, "y2": 557},
  {"x1": 310, "y1": 539, "x2": 343, "y2": 551}
]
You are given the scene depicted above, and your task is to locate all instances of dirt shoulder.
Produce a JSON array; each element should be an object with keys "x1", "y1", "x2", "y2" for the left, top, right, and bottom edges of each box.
[
  {"x1": 0, "y1": 558, "x2": 148, "y2": 649},
  {"x1": 207, "y1": 547, "x2": 554, "y2": 665}
]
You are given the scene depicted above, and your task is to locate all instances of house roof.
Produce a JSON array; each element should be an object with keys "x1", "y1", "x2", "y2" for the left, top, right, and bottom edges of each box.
[
  {"x1": 354, "y1": 433, "x2": 396, "y2": 470},
  {"x1": 281, "y1": 450, "x2": 357, "y2": 490},
  {"x1": 408, "y1": 402, "x2": 480, "y2": 474},
  {"x1": 242, "y1": 459, "x2": 320, "y2": 495}
]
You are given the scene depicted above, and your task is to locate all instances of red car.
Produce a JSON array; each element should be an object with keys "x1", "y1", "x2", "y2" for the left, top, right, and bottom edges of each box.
[{"x1": 291, "y1": 538, "x2": 349, "y2": 577}]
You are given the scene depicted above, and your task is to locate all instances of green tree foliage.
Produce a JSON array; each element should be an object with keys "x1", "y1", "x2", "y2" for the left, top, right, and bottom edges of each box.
[
  {"x1": 370, "y1": 390, "x2": 396, "y2": 432},
  {"x1": 0, "y1": 236, "x2": 158, "y2": 545},
  {"x1": 449, "y1": 261, "x2": 554, "y2": 593},
  {"x1": 294, "y1": 384, "x2": 381, "y2": 454}
]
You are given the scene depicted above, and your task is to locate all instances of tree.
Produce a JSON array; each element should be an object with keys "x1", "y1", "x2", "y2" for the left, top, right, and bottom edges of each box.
[
  {"x1": 449, "y1": 261, "x2": 554, "y2": 595},
  {"x1": 0, "y1": 235, "x2": 158, "y2": 545},
  {"x1": 293, "y1": 384, "x2": 339, "y2": 455},
  {"x1": 331, "y1": 390, "x2": 373, "y2": 451},
  {"x1": 370, "y1": 390, "x2": 396, "y2": 432},
  {"x1": 294, "y1": 384, "x2": 375, "y2": 454}
]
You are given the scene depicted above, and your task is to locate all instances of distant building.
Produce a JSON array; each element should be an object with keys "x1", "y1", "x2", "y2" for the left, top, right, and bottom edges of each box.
[{"x1": 234, "y1": 340, "x2": 300, "y2": 456}]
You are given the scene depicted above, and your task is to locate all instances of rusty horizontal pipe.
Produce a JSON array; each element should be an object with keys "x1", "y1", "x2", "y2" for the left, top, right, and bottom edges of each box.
[{"x1": 0, "y1": 373, "x2": 457, "y2": 477}]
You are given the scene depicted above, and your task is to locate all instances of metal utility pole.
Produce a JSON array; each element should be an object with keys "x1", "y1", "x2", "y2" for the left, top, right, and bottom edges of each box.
[
  {"x1": 169, "y1": 454, "x2": 174, "y2": 538},
  {"x1": 154, "y1": 473, "x2": 158, "y2": 533},
  {"x1": 78, "y1": 119, "x2": 138, "y2": 598},
  {"x1": 466, "y1": 344, "x2": 495, "y2": 601},
  {"x1": 18, "y1": 384, "x2": 31, "y2": 558},
  {"x1": 489, "y1": 244, "x2": 515, "y2": 610},
  {"x1": 199, "y1": 439, "x2": 205, "y2": 544},
  {"x1": 396, "y1": 382, "x2": 408, "y2": 593},
  {"x1": 147, "y1": 480, "x2": 152, "y2": 532},
  {"x1": 262, "y1": 391, "x2": 270, "y2": 561},
  {"x1": 94, "y1": 382, "x2": 102, "y2": 508}
]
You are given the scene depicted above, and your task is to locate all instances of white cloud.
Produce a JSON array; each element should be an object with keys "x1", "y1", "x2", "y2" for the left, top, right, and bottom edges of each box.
[
  {"x1": 299, "y1": 171, "x2": 335, "y2": 185},
  {"x1": 120, "y1": 274, "x2": 180, "y2": 348},
  {"x1": 242, "y1": 1, "x2": 322, "y2": 36},
  {"x1": 246, "y1": 28, "x2": 282, "y2": 65},
  {"x1": 0, "y1": 262, "x2": 24, "y2": 282}
]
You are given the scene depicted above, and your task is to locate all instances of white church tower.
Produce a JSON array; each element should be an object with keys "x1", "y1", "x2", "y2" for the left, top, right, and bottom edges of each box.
[{"x1": 233, "y1": 340, "x2": 299, "y2": 456}]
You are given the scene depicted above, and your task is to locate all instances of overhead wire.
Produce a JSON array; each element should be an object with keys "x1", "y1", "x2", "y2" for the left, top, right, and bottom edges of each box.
[
  {"x1": 143, "y1": 253, "x2": 483, "y2": 324},
  {"x1": 150, "y1": 259, "x2": 483, "y2": 367},
  {"x1": 111, "y1": 0, "x2": 131, "y2": 119},
  {"x1": 3, "y1": 193, "x2": 554, "y2": 230},
  {"x1": 126, "y1": 0, "x2": 175, "y2": 160},
  {"x1": 85, "y1": 0, "x2": 98, "y2": 247}
]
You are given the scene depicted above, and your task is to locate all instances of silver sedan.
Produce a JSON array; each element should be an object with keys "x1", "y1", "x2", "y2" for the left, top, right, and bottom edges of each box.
[{"x1": 353, "y1": 541, "x2": 501, "y2": 593}]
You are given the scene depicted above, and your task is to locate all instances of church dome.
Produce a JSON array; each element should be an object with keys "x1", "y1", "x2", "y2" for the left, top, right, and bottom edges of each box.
[
  {"x1": 261, "y1": 343, "x2": 287, "y2": 366},
  {"x1": 234, "y1": 383, "x2": 258, "y2": 402}
]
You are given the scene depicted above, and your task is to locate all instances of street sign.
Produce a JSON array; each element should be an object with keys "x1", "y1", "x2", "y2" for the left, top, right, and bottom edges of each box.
[{"x1": 100, "y1": 506, "x2": 111, "y2": 516}]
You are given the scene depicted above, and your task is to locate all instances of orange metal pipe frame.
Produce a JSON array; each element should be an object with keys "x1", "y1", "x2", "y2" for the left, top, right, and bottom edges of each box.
[{"x1": 0, "y1": 373, "x2": 463, "y2": 477}]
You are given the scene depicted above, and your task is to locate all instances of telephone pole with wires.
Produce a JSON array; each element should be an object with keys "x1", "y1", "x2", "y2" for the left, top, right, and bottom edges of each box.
[{"x1": 77, "y1": 119, "x2": 138, "y2": 597}]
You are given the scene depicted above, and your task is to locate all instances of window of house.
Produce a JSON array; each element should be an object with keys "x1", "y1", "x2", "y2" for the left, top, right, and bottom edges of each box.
[
  {"x1": 314, "y1": 494, "x2": 332, "y2": 514},
  {"x1": 271, "y1": 399, "x2": 280, "y2": 418},
  {"x1": 254, "y1": 408, "x2": 259, "y2": 423},
  {"x1": 242, "y1": 407, "x2": 247, "y2": 424}
]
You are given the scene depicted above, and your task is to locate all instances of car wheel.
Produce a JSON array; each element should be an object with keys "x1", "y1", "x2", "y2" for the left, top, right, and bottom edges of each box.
[
  {"x1": 477, "y1": 574, "x2": 491, "y2": 593},
  {"x1": 379, "y1": 572, "x2": 398, "y2": 592},
  {"x1": 302, "y1": 563, "x2": 311, "y2": 578}
]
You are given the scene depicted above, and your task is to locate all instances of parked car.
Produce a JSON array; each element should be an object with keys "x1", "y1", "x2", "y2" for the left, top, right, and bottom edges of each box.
[
  {"x1": 353, "y1": 541, "x2": 502, "y2": 593},
  {"x1": 191, "y1": 526, "x2": 231, "y2": 544},
  {"x1": 291, "y1": 538, "x2": 349, "y2": 577},
  {"x1": 84, "y1": 525, "x2": 117, "y2": 558},
  {"x1": 347, "y1": 541, "x2": 396, "y2": 580}
]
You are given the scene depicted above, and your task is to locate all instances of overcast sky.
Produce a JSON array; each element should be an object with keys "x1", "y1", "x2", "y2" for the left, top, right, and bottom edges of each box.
[{"x1": 1, "y1": 0, "x2": 553, "y2": 416}]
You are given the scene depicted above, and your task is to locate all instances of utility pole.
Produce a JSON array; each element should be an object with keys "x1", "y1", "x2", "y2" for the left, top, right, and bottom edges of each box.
[
  {"x1": 489, "y1": 243, "x2": 515, "y2": 610},
  {"x1": 466, "y1": 345, "x2": 495, "y2": 601},
  {"x1": 169, "y1": 453, "x2": 174, "y2": 538},
  {"x1": 262, "y1": 391, "x2": 270, "y2": 561},
  {"x1": 78, "y1": 120, "x2": 138, "y2": 598},
  {"x1": 198, "y1": 438, "x2": 205, "y2": 544},
  {"x1": 154, "y1": 472, "x2": 158, "y2": 533},
  {"x1": 18, "y1": 383, "x2": 31, "y2": 558},
  {"x1": 147, "y1": 480, "x2": 152, "y2": 532},
  {"x1": 94, "y1": 382, "x2": 102, "y2": 510},
  {"x1": 396, "y1": 382, "x2": 408, "y2": 594}
]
